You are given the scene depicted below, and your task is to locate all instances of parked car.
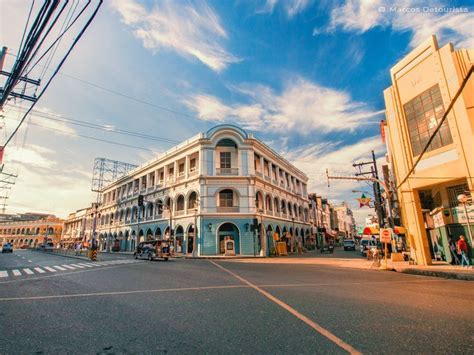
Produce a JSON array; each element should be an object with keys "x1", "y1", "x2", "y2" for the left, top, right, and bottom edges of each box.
[
  {"x1": 343, "y1": 239, "x2": 356, "y2": 251},
  {"x1": 2, "y1": 243, "x2": 13, "y2": 253},
  {"x1": 134, "y1": 240, "x2": 171, "y2": 261}
]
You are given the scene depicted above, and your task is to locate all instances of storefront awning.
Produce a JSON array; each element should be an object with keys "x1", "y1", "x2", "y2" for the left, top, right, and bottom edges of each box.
[
  {"x1": 393, "y1": 226, "x2": 407, "y2": 234},
  {"x1": 359, "y1": 226, "x2": 379, "y2": 235}
]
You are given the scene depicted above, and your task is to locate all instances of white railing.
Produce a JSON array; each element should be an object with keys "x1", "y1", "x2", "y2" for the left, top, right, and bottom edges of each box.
[{"x1": 216, "y1": 168, "x2": 239, "y2": 176}]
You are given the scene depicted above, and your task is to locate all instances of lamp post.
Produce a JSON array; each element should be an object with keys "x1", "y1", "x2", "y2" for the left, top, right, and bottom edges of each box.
[{"x1": 457, "y1": 194, "x2": 473, "y2": 245}]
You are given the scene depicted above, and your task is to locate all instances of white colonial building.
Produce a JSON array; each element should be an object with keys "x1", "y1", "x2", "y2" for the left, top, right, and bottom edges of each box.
[{"x1": 97, "y1": 125, "x2": 311, "y2": 256}]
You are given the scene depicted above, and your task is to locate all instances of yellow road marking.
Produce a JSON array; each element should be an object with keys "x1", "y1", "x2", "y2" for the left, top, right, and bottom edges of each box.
[{"x1": 209, "y1": 260, "x2": 361, "y2": 355}]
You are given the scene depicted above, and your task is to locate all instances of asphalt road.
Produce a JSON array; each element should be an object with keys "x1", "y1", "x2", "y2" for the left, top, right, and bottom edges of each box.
[{"x1": 0, "y1": 249, "x2": 472, "y2": 354}]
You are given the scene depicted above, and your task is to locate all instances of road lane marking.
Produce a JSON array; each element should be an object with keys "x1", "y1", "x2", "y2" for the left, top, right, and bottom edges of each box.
[
  {"x1": 53, "y1": 266, "x2": 67, "y2": 271},
  {"x1": 43, "y1": 266, "x2": 57, "y2": 272},
  {"x1": 70, "y1": 264, "x2": 85, "y2": 268},
  {"x1": 34, "y1": 267, "x2": 46, "y2": 274},
  {"x1": 62, "y1": 265, "x2": 76, "y2": 270},
  {"x1": 0, "y1": 262, "x2": 144, "y2": 284},
  {"x1": 12, "y1": 269, "x2": 21, "y2": 276},
  {"x1": 209, "y1": 260, "x2": 361, "y2": 355},
  {"x1": 23, "y1": 268, "x2": 34, "y2": 275},
  {"x1": 28, "y1": 260, "x2": 32, "y2": 263},
  {"x1": 77, "y1": 263, "x2": 94, "y2": 268},
  {"x1": 0, "y1": 285, "x2": 248, "y2": 301},
  {"x1": 0, "y1": 271, "x2": 8, "y2": 278}
]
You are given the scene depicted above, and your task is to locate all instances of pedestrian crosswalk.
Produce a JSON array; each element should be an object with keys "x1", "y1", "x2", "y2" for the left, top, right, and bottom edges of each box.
[{"x1": 0, "y1": 259, "x2": 140, "y2": 279}]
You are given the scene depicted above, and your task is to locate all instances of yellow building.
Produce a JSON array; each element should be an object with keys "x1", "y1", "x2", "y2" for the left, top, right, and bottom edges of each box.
[
  {"x1": 0, "y1": 214, "x2": 64, "y2": 248},
  {"x1": 383, "y1": 35, "x2": 473, "y2": 265}
]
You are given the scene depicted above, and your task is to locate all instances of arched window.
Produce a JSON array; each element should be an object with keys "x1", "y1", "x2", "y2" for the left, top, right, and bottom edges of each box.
[
  {"x1": 274, "y1": 197, "x2": 280, "y2": 213},
  {"x1": 188, "y1": 192, "x2": 198, "y2": 210},
  {"x1": 281, "y1": 200, "x2": 286, "y2": 214},
  {"x1": 176, "y1": 195, "x2": 185, "y2": 211},
  {"x1": 146, "y1": 203, "x2": 154, "y2": 218},
  {"x1": 156, "y1": 200, "x2": 164, "y2": 215},
  {"x1": 266, "y1": 195, "x2": 272, "y2": 212},
  {"x1": 219, "y1": 189, "x2": 234, "y2": 207},
  {"x1": 255, "y1": 192, "x2": 264, "y2": 211}
]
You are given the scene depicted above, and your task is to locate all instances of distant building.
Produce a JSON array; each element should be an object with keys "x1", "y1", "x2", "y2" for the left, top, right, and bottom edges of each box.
[
  {"x1": 334, "y1": 202, "x2": 356, "y2": 238},
  {"x1": 61, "y1": 204, "x2": 99, "y2": 247},
  {"x1": 383, "y1": 35, "x2": 473, "y2": 265},
  {"x1": 0, "y1": 214, "x2": 64, "y2": 248}
]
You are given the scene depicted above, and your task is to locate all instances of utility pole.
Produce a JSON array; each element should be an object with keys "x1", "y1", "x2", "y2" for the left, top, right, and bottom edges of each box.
[{"x1": 353, "y1": 150, "x2": 386, "y2": 228}]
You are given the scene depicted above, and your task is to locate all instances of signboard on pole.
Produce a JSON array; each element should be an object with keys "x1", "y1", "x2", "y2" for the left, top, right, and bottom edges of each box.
[{"x1": 380, "y1": 228, "x2": 392, "y2": 243}]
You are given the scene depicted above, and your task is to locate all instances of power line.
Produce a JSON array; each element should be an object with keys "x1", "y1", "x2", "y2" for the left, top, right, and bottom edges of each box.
[
  {"x1": 4, "y1": 106, "x2": 181, "y2": 144},
  {"x1": 2, "y1": 0, "x2": 103, "y2": 149}
]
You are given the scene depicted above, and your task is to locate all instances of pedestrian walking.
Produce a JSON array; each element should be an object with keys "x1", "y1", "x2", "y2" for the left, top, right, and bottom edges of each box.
[
  {"x1": 448, "y1": 238, "x2": 460, "y2": 265},
  {"x1": 75, "y1": 242, "x2": 81, "y2": 256},
  {"x1": 457, "y1": 235, "x2": 470, "y2": 267},
  {"x1": 297, "y1": 235, "x2": 303, "y2": 254}
]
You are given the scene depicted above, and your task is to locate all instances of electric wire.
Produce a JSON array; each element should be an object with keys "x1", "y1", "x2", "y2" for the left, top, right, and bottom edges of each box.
[
  {"x1": 2, "y1": 0, "x2": 103, "y2": 149},
  {"x1": 5, "y1": 106, "x2": 181, "y2": 144}
]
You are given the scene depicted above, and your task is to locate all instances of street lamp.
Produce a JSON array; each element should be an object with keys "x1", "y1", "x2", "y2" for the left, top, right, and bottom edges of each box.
[{"x1": 457, "y1": 194, "x2": 473, "y2": 244}]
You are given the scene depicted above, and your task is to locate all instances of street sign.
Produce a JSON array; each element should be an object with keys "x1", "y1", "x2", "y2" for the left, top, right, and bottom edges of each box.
[{"x1": 380, "y1": 228, "x2": 392, "y2": 243}]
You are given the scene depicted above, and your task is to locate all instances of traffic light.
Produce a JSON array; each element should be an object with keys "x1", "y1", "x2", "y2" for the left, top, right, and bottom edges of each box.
[{"x1": 138, "y1": 194, "x2": 144, "y2": 206}]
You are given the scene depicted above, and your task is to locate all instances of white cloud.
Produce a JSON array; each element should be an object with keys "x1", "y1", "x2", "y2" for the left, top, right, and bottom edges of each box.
[
  {"x1": 320, "y1": 0, "x2": 474, "y2": 48},
  {"x1": 110, "y1": 0, "x2": 240, "y2": 72},
  {"x1": 257, "y1": 0, "x2": 311, "y2": 17},
  {"x1": 184, "y1": 77, "x2": 383, "y2": 133},
  {"x1": 4, "y1": 144, "x2": 95, "y2": 217}
]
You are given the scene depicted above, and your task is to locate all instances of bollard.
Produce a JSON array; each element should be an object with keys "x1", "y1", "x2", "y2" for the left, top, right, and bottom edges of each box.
[{"x1": 90, "y1": 249, "x2": 97, "y2": 261}]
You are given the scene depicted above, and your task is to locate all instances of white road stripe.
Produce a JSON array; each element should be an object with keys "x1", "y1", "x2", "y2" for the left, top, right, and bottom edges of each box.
[
  {"x1": 77, "y1": 263, "x2": 94, "y2": 268},
  {"x1": 0, "y1": 271, "x2": 9, "y2": 278},
  {"x1": 23, "y1": 268, "x2": 34, "y2": 275},
  {"x1": 62, "y1": 265, "x2": 76, "y2": 270},
  {"x1": 28, "y1": 260, "x2": 32, "y2": 263},
  {"x1": 53, "y1": 265, "x2": 67, "y2": 271},
  {"x1": 12, "y1": 269, "x2": 21, "y2": 276},
  {"x1": 43, "y1": 266, "x2": 57, "y2": 272},
  {"x1": 70, "y1": 264, "x2": 85, "y2": 269},
  {"x1": 34, "y1": 267, "x2": 46, "y2": 274}
]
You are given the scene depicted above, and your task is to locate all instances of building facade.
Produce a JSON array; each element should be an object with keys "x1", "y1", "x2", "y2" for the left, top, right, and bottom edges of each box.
[
  {"x1": 62, "y1": 204, "x2": 99, "y2": 247},
  {"x1": 0, "y1": 214, "x2": 63, "y2": 248},
  {"x1": 334, "y1": 202, "x2": 356, "y2": 239},
  {"x1": 97, "y1": 125, "x2": 311, "y2": 256},
  {"x1": 383, "y1": 35, "x2": 473, "y2": 265}
]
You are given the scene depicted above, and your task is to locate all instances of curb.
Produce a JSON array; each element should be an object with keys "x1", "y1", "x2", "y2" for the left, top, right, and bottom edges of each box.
[{"x1": 398, "y1": 268, "x2": 474, "y2": 281}]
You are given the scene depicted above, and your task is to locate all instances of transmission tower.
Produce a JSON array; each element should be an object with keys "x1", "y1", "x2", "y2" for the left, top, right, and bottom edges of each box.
[{"x1": 91, "y1": 157, "x2": 138, "y2": 202}]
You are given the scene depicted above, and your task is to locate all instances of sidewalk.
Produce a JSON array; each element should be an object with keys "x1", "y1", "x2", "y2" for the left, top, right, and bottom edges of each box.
[
  {"x1": 221, "y1": 249, "x2": 474, "y2": 280},
  {"x1": 391, "y1": 261, "x2": 474, "y2": 281}
]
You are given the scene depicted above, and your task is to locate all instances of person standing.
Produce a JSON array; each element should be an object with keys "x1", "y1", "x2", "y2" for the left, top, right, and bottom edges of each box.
[
  {"x1": 457, "y1": 235, "x2": 470, "y2": 267},
  {"x1": 448, "y1": 237, "x2": 460, "y2": 265}
]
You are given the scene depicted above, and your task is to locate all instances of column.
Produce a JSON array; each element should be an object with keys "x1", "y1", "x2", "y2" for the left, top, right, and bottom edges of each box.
[
  {"x1": 260, "y1": 156, "x2": 264, "y2": 175},
  {"x1": 185, "y1": 155, "x2": 190, "y2": 179}
]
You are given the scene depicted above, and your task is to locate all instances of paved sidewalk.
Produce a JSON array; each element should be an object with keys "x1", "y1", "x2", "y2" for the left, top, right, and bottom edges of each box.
[{"x1": 391, "y1": 261, "x2": 474, "y2": 281}]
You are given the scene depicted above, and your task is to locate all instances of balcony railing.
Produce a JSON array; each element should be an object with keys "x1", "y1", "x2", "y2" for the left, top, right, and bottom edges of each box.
[
  {"x1": 264, "y1": 176, "x2": 271, "y2": 182},
  {"x1": 174, "y1": 210, "x2": 185, "y2": 216},
  {"x1": 255, "y1": 171, "x2": 263, "y2": 177},
  {"x1": 217, "y1": 206, "x2": 240, "y2": 213},
  {"x1": 216, "y1": 168, "x2": 239, "y2": 176},
  {"x1": 189, "y1": 169, "x2": 198, "y2": 176}
]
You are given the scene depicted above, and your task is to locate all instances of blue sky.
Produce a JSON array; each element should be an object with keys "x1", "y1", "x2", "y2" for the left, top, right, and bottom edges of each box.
[{"x1": 1, "y1": 0, "x2": 473, "y2": 224}]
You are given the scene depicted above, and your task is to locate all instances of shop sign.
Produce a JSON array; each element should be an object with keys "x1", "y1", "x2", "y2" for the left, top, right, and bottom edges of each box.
[
  {"x1": 380, "y1": 228, "x2": 392, "y2": 243},
  {"x1": 432, "y1": 210, "x2": 446, "y2": 228},
  {"x1": 451, "y1": 206, "x2": 474, "y2": 224}
]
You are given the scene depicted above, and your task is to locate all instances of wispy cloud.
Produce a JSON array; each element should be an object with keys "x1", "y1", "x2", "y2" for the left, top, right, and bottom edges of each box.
[
  {"x1": 318, "y1": 0, "x2": 474, "y2": 48},
  {"x1": 110, "y1": 0, "x2": 240, "y2": 72},
  {"x1": 256, "y1": 0, "x2": 311, "y2": 17},
  {"x1": 184, "y1": 77, "x2": 383, "y2": 133}
]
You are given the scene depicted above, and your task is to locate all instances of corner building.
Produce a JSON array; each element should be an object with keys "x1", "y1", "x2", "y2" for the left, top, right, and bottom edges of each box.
[
  {"x1": 383, "y1": 36, "x2": 473, "y2": 265},
  {"x1": 97, "y1": 125, "x2": 311, "y2": 256}
]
